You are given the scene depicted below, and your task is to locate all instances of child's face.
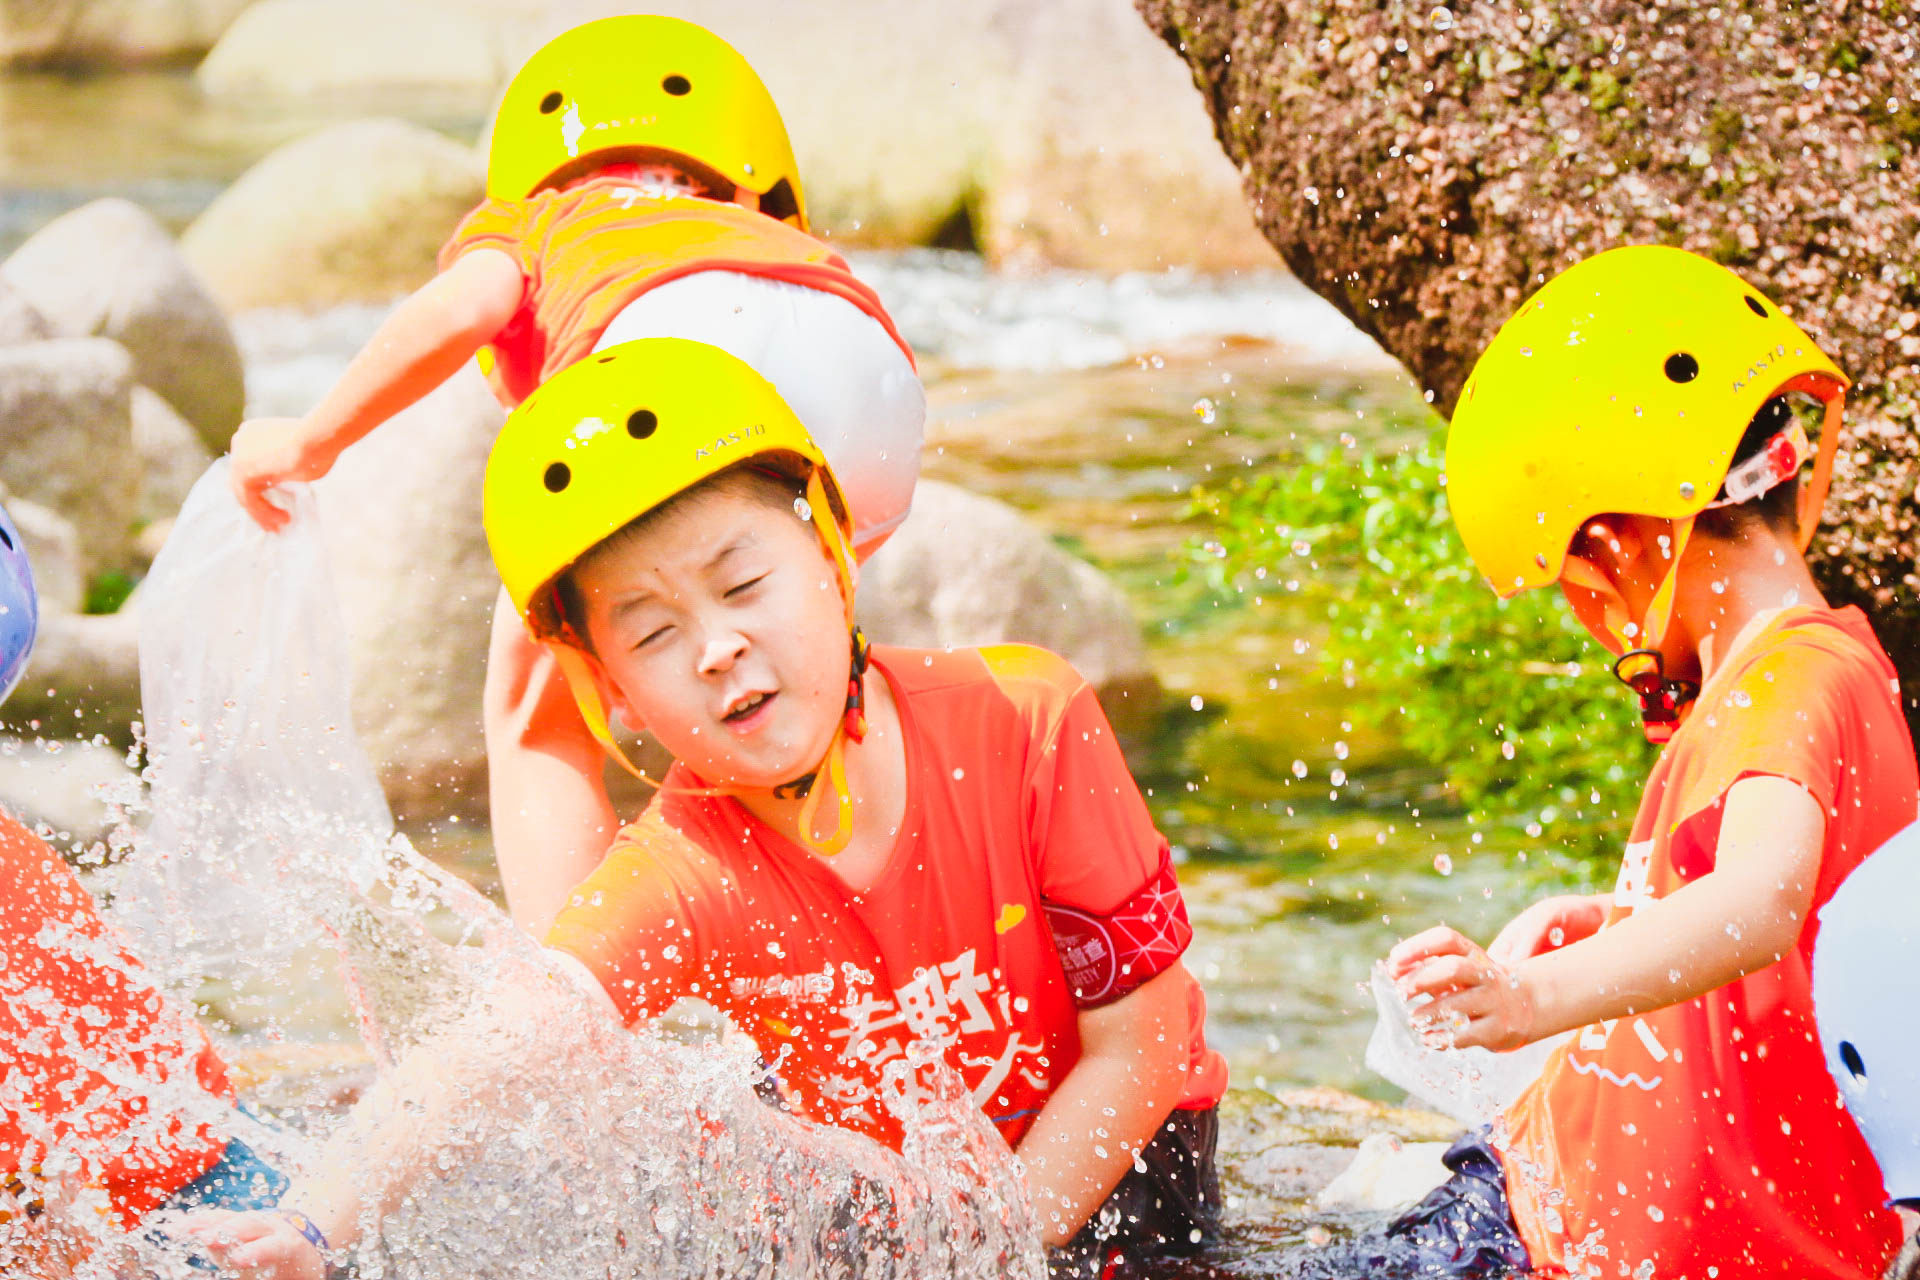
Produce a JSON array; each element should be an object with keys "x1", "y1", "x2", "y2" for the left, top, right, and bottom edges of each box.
[{"x1": 571, "y1": 484, "x2": 852, "y2": 789}]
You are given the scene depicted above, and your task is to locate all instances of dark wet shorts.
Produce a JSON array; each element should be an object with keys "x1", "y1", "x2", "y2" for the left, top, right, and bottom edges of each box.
[
  {"x1": 1049, "y1": 1104, "x2": 1223, "y2": 1280},
  {"x1": 1287, "y1": 1128, "x2": 1530, "y2": 1279},
  {"x1": 165, "y1": 1132, "x2": 290, "y2": 1214}
]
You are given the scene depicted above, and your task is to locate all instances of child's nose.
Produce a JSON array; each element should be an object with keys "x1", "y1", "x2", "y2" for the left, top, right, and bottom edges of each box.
[{"x1": 696, "y1": 627, "x2": 749, "y2": 675}]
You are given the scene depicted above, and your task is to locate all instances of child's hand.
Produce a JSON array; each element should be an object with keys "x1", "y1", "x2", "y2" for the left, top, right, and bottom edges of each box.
[
  {"x1": 1389, "y1": 925, "x2": 1538, "y2": 1052},
  {"x1": 228, "y1": 418, "x2": 329, "y2": 532},
  {"x1": 173, "y1": 1208, "x2": 329, "y2": 1279},
  {"x1": 1486, "y1": 893, "x2": 1610, "y2": 968}
]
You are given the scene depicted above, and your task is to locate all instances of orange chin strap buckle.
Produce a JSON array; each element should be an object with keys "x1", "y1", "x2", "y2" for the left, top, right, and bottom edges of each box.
[
  {"x1": 842, "y1": 626, "x2": 870, "y2": 742},
  {"x1": 1612, "y1": 648, "x2": 1698, "y2": 745}
]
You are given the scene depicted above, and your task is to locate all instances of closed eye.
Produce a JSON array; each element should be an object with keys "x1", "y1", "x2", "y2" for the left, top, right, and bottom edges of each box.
[
  {"x1": 633, "y1": 624, "x2": 673, "y2": 651},
  {"x1": 725, "y1": 574, "x2": 768, "y2": 600}
]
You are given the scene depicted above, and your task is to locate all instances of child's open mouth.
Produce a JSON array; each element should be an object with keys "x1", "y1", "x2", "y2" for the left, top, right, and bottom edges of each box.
[{"x1": 722, "y1": 690, "x2": 776, "y2": 728}]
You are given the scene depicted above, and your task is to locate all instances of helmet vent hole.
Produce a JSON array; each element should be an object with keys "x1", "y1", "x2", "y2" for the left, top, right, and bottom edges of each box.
[
  {"x1": 543, "y1": 462, "x2": 571, "y2": 493},
  {"x1": 1664, "y1": 353, "x2": 1700, "y2": 384},
  {"x1": 539, "y1": 91, "x2": 563, "y2": 114},
  {"x1": 1839, "y1": 1040, "x2": 1867, "y2": 1081},
  {"x1": 596, "y1": 354, "x2": 615, "y2": 364},
  {"x1": 1744, "y1": 296, "x2": 1768, "y2": 319},
  {"x1": 662, "y1": 75, "x2": 691, "y2": 96},
  {"x1": 0, "y1": 525, "x2": 13, "y2": 552},
  {"x1": 627, "y1": 409, "x2": 658, "y2": 439}
]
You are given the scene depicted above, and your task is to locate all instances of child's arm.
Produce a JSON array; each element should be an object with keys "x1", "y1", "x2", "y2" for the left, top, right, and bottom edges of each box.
[
  {"x1": 483, "y1": 592, "x2": 618, "y2": 935},
  {"x1": 177, "y1": 950, "x2": 617, "y2": 1277},
  {"x1": 1014, "y1": 963, "x2": 1195, "y2": 1247},
  {"x1": 1393, "y1": 775, "x2": 1823, "y2": 1051},
  {"x1": 228, "y1": 248, "x2": 525, "y2": 531}
]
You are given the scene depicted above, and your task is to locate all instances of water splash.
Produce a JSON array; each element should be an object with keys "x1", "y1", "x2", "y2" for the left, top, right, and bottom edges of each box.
[{"x1": 32, "y1": 466, "x2": 1043, "y2": 1278}]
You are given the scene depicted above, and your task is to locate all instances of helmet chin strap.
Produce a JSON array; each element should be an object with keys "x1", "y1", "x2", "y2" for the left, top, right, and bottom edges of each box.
[{"x1": 1559, "y1": 514, "x2": 1698, "y2": 743}]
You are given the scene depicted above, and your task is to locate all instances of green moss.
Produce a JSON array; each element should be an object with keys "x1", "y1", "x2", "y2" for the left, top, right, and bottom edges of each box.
[
  {"x1": 1587, "y1": 69, "x2": 1627, "y2": 113},
  {"x1": 1707, "y1": 105, "x2": 1744, "y2": 153},
  {"x1": 83, "y1": 569, "x2": 137, "y2": 616},
  {"x1": 1827, "y1": 41, "x2": 1870, "y2": 74}
]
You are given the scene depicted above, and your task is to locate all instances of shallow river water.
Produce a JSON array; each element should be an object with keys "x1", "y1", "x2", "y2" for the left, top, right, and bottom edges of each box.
[{"x1": 2, "y1": 69, "x2": 1581, "y2": 1272}]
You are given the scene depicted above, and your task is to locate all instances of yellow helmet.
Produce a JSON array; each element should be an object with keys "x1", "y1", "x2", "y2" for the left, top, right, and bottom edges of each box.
[
  {"x1": 483, "y1": 337, "x2": 865, "y2": 850},
  {"x1": 1446, "y1": 245, "x2": 1847, "y2": 600},
  {"x1": 484, "y1": 336, "x2": 852, "y2": 634},
  {"x1": 488, "y1": 15, "x2": 806, "y2": 226}
]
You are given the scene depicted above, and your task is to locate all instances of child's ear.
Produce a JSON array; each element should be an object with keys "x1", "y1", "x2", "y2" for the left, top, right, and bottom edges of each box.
[{"x1": 581, "y1": 648, "x2": 647, "y2": 737}]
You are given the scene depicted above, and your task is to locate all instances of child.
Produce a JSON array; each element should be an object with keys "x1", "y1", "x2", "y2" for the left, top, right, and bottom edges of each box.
[
  {"x1": 1813, "y1": 820, "x2": 1920, "y2": 1210},
  {"x1": 0, "y1": 500, "x2": 290, "y2": 1272},
  {"x1": 224, "y1": 14, "x2": 925, "y2": 935},
  {"x1": 185, "y1": 338, "x2": 1228, "y2": 1279},
  {"x1": 1332, "y1": 246, "x2": 1913, "y2": 1279}
]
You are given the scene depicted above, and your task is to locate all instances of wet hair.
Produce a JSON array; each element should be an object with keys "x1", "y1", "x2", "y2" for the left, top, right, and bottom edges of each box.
[
  {"x1": 542, "y1": 461, "x2": 809, "y2": 649},
  {"x1": 1693, "y1": 395, "x2": 1801, "y2": 541}
]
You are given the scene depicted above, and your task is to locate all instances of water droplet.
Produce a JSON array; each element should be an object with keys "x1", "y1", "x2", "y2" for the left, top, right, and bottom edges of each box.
[
  {"x1": 951, "y1": 766, "x2": 966, "y2": 781},
  {"x1": 1333, "y1": 741, "x2": 1350, "y2": 760},
  {"x1": 1330, "y1": 767, "x2": 1347, "y2": 787},
  {"x1": 1433, "y1": 853, "x2": 1454, "y2": 876},
  {"x1": 1730, "y1": 689, "x2": 1753, "y2": 708},
  {"x1": 1429, "y1": 4, "x2": 1455, "y2": 30},
  {"x1": 1548, "y1": 926, "x2": 1565, "y2": 946},
  {"x1": 1189, "y1": 694, "x2": 1205, "y2": 712},
  {"x1": 1192, "y1": 397, "x2": 1218, "y2": 424},
  {"x1": 1501, "y1": 740, "x2": 1517, "y2": 760},
  {"x1": 1292, "y1": 759, "x2": 1309, "y2": 779}
]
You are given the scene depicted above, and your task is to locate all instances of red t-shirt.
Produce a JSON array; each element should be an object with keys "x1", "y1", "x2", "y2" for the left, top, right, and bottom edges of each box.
[
  {"x1": 546, "y1": 645, "x2": 1228, "y2": 1151},
  {"x1": 438, "y1": 177, "x2": 911, "y2": 406},
  {"x1": 0, "y1": 810, "x2": 234, "y2": 1220},
  {"x1": 1500, "y1": 606, "x2": 1914, "y2": 1278}
]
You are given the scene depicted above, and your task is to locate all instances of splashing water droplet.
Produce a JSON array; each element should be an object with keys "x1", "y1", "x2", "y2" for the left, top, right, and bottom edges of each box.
[
  {"x1": 1433, "y1": 853, "x2": 1454, "y2": 876},
  {"x1": 1548, "y1": 926, "x2": 1565, "y2": 946},
  {"x1": 1292, "y1": 759, "x2": 1309, "y2": 779},
  {"x1": 1429, "y1": 5, "x2": 1455, "y2": 30},
  {"x1": 1192, "y1": 397, "x2": 1217, "y2": 424}
]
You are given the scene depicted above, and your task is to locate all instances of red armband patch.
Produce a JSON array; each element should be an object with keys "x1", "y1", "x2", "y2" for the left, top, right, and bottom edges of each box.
[{"x1": 1042, "y1": 856, "x2": 1193, "y2": 1008}]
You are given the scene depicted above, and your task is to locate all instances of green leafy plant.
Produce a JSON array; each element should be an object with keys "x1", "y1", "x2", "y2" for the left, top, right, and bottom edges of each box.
[{"x1": 1189, "y1": 433, "x2": 1652, "y2": 862}]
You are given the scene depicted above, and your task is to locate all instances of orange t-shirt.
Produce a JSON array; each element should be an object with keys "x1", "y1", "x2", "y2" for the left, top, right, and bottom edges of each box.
[
  {"x1": 1500, "y1": 606, "x2": 1914, "y2": 1279},
  {"x1": 438, "y1": 177, "x2": 912, "y2": 406},
  {"x1": 0, "y1": 810, "x2": 233, "y2": 1220},
  {"x1": 547, "y1": 645, "x2": 1228, "y2": 1151}
]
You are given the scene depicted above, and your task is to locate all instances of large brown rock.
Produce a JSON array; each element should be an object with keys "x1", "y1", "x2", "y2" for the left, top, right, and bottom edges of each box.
[
  {"x1": 2, "y1": 198, "x2": 246, "y2": 450},
  {"x1": 1, "y1": 0, "x2": 255, "y2": 68},
  {"x1": 180, "y1": 119, "x2": 485, "y2": 312},
  {"x1": 1137, "y1": 0, "x2": 1920, "y2": 682},
  {"x1": 0, "y1": 338, "x2": 140, "y2": 571}
]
